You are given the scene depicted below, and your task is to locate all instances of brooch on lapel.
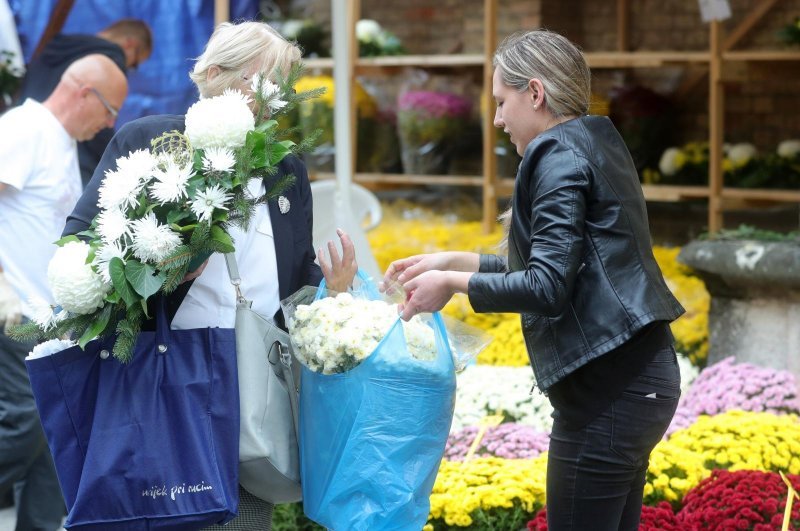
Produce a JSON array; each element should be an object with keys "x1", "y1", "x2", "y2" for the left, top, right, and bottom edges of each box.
[{"x1": 278, "y1": 195, "x2": 291, "y2": 214}]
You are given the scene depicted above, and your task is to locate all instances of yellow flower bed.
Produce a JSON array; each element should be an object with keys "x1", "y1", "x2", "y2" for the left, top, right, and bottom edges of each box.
[
  {"x1": 425, "y1": 456, "x2": 548, "y2": 529},
  {"x1": 653, "y1": 247, "x2": 710, "y2": 366},
  {"x1": 367, "y1": 202, "x2": 709, "y2": 367},
  {"x1": 644, "y1": 439, "x2": 710, "y2": 506},
  {"x1": 667, "y1": 410, "x2": 800, "y2": 474}
]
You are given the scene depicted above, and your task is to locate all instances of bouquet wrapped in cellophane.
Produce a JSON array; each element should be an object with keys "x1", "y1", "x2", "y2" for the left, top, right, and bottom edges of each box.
[{"x1": 10, "y1": 66, "x2": 324, "y2": 362}]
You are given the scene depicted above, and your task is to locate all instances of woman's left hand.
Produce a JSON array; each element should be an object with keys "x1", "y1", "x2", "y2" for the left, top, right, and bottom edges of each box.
[
  {"x1": 399, "y1": 270, "x2": 456, "y2": 321},
  {"x1": 318, "y1": 228, "x2": 358, "y2": 293}
]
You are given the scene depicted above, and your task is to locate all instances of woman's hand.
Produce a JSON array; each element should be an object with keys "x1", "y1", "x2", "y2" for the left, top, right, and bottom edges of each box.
[
  {"x1": 381, "y1": 252, "x2": 478, "y2": 292},
  {"x1": 398, "y1": 270, "x2": 473, "y2": 321},
  {"x1": 318, "y1": 228, "x2": 358, "y2": 293}
]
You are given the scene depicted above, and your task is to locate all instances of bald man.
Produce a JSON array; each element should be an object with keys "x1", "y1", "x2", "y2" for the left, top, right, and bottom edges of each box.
[{"x1": 0, "y1": 54, "x2": 126, "y2": 531}]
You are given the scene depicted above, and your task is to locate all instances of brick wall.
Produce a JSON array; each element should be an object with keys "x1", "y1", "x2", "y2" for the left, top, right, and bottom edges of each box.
[{"x1": 293, "y1": 0, "x2": 800, "y2": 150}]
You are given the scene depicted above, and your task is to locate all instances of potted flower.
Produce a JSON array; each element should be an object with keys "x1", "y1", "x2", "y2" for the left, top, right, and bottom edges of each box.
[
  {"x1": 397, "y1": 90, "x2": 472, "y2": 175},
  {"x1": 356, "y1": 19, "x2": 405, "y2": 57}
]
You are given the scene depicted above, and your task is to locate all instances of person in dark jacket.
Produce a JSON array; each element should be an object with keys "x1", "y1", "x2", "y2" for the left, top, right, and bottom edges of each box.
[
  {"x1": 17, "y1": 18, "x2": 152, "y2": 186},
  {"x1": 383, "y1": 29, "x2": 685, "y2": 531},
  {"x1": 62, "y1": 21, "x2": 355, "y2": 531}
]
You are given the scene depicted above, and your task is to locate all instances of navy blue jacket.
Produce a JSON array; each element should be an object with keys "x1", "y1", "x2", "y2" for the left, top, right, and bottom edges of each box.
[
  {"x1": 62, "y1": 114, "x2": 323, "y2": 328},
  {"x1": 468, "y1": 116, "x2": 684, "y2": 390}
]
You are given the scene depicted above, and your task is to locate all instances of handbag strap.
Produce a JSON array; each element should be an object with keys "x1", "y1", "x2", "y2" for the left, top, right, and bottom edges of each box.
[{"x1": 223, "y1": 253, "x2": 247, "y2": 305}]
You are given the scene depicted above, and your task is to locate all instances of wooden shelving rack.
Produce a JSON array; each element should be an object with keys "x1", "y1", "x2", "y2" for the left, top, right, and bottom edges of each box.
[{"x1": 303, "y1": 0, "x2": 800, "y2": 233}]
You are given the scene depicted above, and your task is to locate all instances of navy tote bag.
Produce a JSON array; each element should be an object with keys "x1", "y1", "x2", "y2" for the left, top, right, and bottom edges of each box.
[{"x1": 25, "y1": 300, "x2": 240, "y2": 530}]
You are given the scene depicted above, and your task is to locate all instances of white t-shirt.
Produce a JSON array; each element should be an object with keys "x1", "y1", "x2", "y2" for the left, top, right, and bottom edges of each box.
[
  {"x1": 171, "y1": 179, "x2": 280, "y2": 329},
  {"x1": 0, "y1": 99, "x2": 81, "y2": 317}
]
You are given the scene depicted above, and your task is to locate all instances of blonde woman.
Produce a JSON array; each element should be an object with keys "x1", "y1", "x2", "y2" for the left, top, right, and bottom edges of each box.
[
  {"x1": 384, "y1": 30, "x2": 683, "y2": 530},
  {"x1": 64, "y1": 21, "x2": 356, "y2": 530}
]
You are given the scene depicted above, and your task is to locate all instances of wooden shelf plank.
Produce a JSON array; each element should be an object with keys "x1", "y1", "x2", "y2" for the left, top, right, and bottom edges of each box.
[
  {"x1": 302, "y1": 57, "x2": 334, "y2": 70},
  {"x1": 311, "y1": 172, "x2": 484, "y2": 187},
  {"x1": 722, "y1": 50, "x2": 800, "y2": 62},
  {"x1": 641, "y1": 184, "x2": 710, "y2": 201},
  {"x1": 585, "y1": 51, "x2": 710, "y2": 68},
  {"x1": 721, "y1": 187, "x2": 800, "y2": 202},
  {"x1": 357, "y1": 54, "x2": 485, "y2": 68},
  {"x1": 303, "y1": 54, "x2": 486, "y2": 70}
]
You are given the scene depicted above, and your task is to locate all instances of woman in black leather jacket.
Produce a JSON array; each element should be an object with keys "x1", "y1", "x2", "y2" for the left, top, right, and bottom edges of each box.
[{"x1": 383, "y1": 30, "x2": 685, "y2": 530}]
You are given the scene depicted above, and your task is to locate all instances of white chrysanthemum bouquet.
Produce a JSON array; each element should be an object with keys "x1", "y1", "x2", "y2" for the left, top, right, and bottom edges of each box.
[
  {"x1": 11, "y1": 67, "x2": 324, "y2": 362},
  {"x1": 287, "y1": 292, "x2": 439, "y2": 374}
]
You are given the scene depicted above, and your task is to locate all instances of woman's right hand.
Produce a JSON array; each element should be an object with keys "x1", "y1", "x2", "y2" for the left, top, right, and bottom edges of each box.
[{"x1": 383, "y1": 254, "x2": 439, "y2": 286}]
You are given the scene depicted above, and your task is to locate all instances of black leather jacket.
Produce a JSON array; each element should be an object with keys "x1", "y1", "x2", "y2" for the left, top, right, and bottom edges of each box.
[{"x1": 468, "y1": 115, "x2": 684, "y2": 391}]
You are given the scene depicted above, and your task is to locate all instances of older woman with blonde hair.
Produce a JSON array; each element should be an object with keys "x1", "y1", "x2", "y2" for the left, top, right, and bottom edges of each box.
[
  {"x1": 64, "y1": 21, "x2": 356, "y2": 530},
  {"x1": 384, "y1": 29, "x2": 684, "y2": 530}
]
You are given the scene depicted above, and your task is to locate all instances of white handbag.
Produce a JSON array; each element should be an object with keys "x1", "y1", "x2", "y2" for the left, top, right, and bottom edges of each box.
[{"x1": 224, "y1": 253, "x2": 301, "y2": 503}]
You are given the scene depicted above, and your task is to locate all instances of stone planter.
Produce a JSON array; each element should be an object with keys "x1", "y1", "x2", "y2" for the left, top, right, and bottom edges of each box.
[{"x1": 678, "y1": 239, "x2": 800, "y2": 382}]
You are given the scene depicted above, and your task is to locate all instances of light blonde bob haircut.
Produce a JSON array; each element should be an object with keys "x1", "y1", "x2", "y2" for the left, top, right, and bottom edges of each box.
[
  {"x1": 190, "y1": 21, "x2": 301, "y2": 98},
  {"x1": 493, "y1": 29, "x2": 591, "y2": 118}
]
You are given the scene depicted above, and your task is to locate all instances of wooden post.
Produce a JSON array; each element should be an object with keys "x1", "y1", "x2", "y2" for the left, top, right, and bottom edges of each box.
[
  {"x1": 214, "y1": 0, "x2": 229, "y2": 27},
  {"x1": 482, "y1": 0, "x2": 498, "y2": 234},
  {"x1": 708, "y1": 20, "x2": 724, "y2": 233},
  {"x1": 616, "y1": 0, "x2": 629, "y2": 52}
]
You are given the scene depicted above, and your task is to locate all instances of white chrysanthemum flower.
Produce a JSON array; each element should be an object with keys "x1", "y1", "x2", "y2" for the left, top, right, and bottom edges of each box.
[
  {"x1": 149, "y1": 159, "x2": 193, "y2": 204},
  {"x1": 185, "y1": 90, "x2": 255, "y2": 150},
  {"x1": 356, "y1": 19, "x2": 382, "y2": 42},
  {"x1": 658, "y1": 147, "x2": 684, "y2": 176},
  {"x1": 251, "y1": 75, "x2": 288, "y2": 114},
  {"x1": 191, "y1": 185, "x2": 231, "y2": 223},
  {"x1": 93, "y1": 240, "x2": 126, "y2": 284},
  {"x1": 116, "y1": 149, "x2": 158, "y2": 182},
  {"x1": 97, "y1": 150, "x2": 156, "y2": 211},
  {"x1": 27, "y1": 296, "x2": 64, "y2": 331},
  {"x1": 96, "y1": 207, "x2": 130, "y2": 243},
  {"x1": 777, "y1": 139, "x2": 800, "y2": 159},
  {"x1": 129, "y1": 213, "x2": 182, "y2": 263},
  {"x1": 202, "y1": 146, "x2": 236, "y2": 173},
  {"x1": 728, "y1": 143, "x2": 757, "y2": 168},
  {"x1": 48, "y1": 241, "x2": 109, "y2": 315},
  {"x1": 27, "y1": 339, "x2": 76, "y2": 360}
]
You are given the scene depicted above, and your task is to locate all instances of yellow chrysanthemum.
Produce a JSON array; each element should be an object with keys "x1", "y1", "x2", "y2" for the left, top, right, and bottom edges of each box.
[
  {"x1": 426, "y1": 456, "x2": 547, "y2": 528},
  {"x1": 668, "y1": 410, "x2": 800, "y2": 474}
]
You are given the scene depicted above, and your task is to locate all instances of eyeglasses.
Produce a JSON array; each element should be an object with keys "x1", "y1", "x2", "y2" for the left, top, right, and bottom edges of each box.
[{"x1": 88, "y1": 87, "x2": 119, "y2": 118}]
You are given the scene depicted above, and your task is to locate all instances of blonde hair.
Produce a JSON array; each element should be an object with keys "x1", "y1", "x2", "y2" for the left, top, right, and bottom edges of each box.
[
  {"x1": 493, "y1": 30, "x2": 590, "y2": 118},
  {"x1": 190, "y1": 21, "x2": 301, "y2": 98}
]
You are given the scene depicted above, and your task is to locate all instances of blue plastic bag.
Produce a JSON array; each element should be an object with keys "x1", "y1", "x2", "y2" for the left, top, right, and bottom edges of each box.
[
  {"x1": 283, "y1": 273, "x2": 456, "y2": 530},
  {"x1": 25, "y1": 299, "x2": 240, "y2": 530}
]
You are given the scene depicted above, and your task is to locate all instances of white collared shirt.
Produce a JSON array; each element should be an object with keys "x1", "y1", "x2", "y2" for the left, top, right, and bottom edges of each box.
[{"x1": 171, "y1": 179, "x2": 280, "y2": 329}]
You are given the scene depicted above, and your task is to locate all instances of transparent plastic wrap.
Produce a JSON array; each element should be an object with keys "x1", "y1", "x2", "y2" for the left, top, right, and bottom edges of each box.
[
  {"x1": 396, "y1": 70, "x2": 473, "y2": 175},
  {"x1": 279, "y1": 271, "x2": 488, "y2": 529}
]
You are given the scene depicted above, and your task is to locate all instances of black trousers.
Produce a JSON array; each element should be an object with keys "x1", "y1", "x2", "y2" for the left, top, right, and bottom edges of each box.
[
  {"x1": 0, "y1": 325, "x2": 65, "y2": 531},
  {"x1": 546, "y1": 346, "x2": 680, "y2": 530}
]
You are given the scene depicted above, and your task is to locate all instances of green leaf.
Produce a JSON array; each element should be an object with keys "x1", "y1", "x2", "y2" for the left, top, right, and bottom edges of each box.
[
  {"x1": 77, "y1": 304, "x2": 113, "y2": 349},
  {"x1": 209, "y1": 225, "x2": 235, "y2": 253},
  {"x1": 246, "y1": 130, "x2": 268, "y2": 168},
  {"x1": 125, "y1": 260, "x2": 166, "y2": 300},
  {"x1": 166, "y1": 208, "x2": 193, "y2": 225},
  {"x1": 255, "y1": 119, "x2": 279, "y2": 134},
  {"x1": 105, "y1": 291, "x2": 121, "y2": 304},
  {"x1": 268, "y1": 140, "x2": 295, "y2": 166},
  {"x1": 54, "y1": 235, "x2": 80, "y2": 246},
  {"x1": 110, "y1": 258, "x2": 139, "y2": 308}
]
